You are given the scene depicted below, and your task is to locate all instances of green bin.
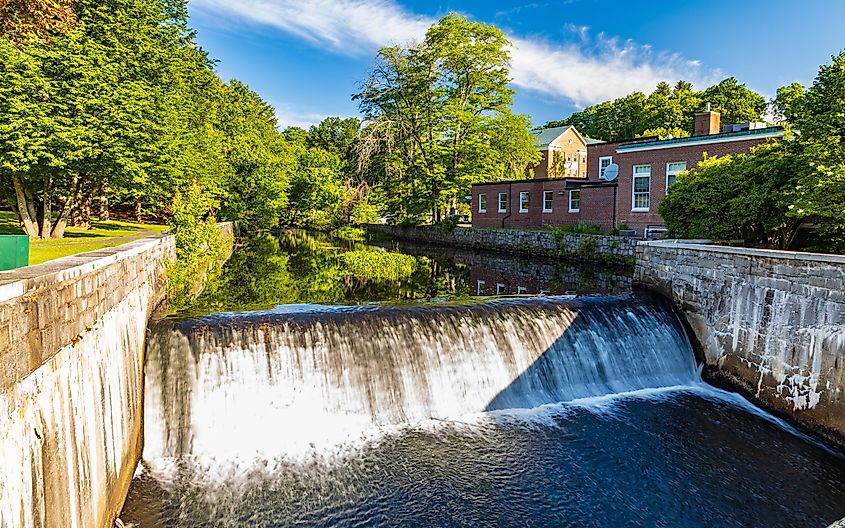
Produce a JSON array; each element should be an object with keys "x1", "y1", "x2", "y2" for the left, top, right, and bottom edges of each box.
[{"x1": 0, "y1": 235, "x2": 29, "y2": 271}]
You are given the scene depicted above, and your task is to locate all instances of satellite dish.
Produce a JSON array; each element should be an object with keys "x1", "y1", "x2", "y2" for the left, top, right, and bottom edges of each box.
[{"x1": 602, "y1": 163, "x2": 619, "y2": 181}]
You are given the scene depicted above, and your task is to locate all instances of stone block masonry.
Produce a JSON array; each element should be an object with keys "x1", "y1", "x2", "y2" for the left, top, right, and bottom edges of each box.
[
  {"x1": 0, "y1": 223, "x2": 233, "y2": 528},
  {"x1": 636, "y1": 241, "x2": 845, "y2": 448},
  {"x1": 366, "y1": 225, "x2": 636, "y2": 266}
]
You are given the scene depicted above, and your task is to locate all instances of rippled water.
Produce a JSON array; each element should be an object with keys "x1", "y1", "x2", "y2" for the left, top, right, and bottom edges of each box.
[
  {"x1": 121, "y1": 232, "x2": 845, "y2": 527},
  {"x1": 122, "y1": 388, "x2": 845, "y2": 528}
]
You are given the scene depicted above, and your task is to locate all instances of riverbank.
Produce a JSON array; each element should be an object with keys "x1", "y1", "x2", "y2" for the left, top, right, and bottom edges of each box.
[
  {"x1": 0, "y1": 223, "x2": 233, "y2": 528},
  {"x1": 365, "y1": 224, "x2": 636, "y2": 267}
]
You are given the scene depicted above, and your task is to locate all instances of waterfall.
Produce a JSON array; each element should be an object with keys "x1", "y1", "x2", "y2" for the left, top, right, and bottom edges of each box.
[{"x1": 142, "y1": 294, "x2": 697, "y2": 462}]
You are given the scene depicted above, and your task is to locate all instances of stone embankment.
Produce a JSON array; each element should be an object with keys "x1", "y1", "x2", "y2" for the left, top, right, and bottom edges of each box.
[
  {"x1": 366, "y1": 225, "x2": 636, "y2": 265},
  {"x1": 636, "y1": 240, "x2": 845, "y2": 448},
  {"x1": 0, "y1": 223, "x2": 233, "y2": 528}
]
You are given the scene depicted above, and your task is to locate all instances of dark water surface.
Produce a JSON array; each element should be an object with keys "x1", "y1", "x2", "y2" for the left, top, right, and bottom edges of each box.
[
  {"x1": 121, "y1": 231, "x2": 845, "y2": 527},
  {"x1": 123, "y1": 390, "x2": 845, "y2": 528}
]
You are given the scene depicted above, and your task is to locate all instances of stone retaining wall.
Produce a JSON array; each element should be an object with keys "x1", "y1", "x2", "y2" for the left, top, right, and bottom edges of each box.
[
  {"x1": 636, "y1": 241, "x2": 845, "y2": 447},
  {"x1": 0, "y1": 223, "x2": 233, "y2": 528},
  {"x1": 366, "y1": 225, "x2": 636, "y2": 266}
]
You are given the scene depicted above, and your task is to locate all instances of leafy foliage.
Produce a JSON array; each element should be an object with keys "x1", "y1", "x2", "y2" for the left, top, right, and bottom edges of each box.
[
  {"x1": 546, "y1": 78, "x2": 767, "y2": 141},
  {"x1": 354, "y1": 13, "x2": 540, "y2": 224},
  {"x1": 659, "y1": 143, "x2": 801, "y2": 248}
]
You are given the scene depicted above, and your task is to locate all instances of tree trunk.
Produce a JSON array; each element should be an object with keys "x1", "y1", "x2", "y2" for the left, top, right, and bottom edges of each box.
[
  {"x1": 51, "y1": 176, "x2": 78, "y2": 239},
  {"x1": 69, "y1": 176, "x2": 93, "y2": 229},
  {"x1": 134, "y1": 196, "x2": 143, "y2": 222},
  {"x1": 98, "y1": 179, "x2": 109, "y2": 221},
  {"x1": 10, "y1": 175, "x2": 39, "y2": 237},
  {"x1": 38, "y1": 175, "x2": 52, "y2": 239}
]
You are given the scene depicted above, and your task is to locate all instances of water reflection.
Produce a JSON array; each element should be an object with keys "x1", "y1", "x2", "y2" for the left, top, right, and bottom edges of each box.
[{"x1": 185, "y1": 230, "x2": 632, "y2": 314}]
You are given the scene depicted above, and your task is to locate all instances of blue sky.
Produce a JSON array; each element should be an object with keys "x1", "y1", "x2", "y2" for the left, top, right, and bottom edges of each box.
[{"x1": 187, "y1": 0, "x2": 845, "y2": 129}]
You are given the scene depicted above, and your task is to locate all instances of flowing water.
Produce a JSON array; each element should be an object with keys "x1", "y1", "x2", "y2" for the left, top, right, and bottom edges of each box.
[{"x1": 121, "y1": 232, "x2": 845, "y2": 527}]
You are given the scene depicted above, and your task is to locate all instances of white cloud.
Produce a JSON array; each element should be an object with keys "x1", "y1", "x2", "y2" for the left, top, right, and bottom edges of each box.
[{"x1": 191, "y1": 0, "x2": 721, "y2": 108}]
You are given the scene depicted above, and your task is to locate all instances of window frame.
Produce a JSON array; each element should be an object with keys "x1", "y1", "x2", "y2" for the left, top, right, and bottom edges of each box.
[
  {"x1": 496, "y1": 283, "x2": 506, "y2": 295},
  {"x1": 476, "y1": 280, "x2": 485, "y2": 295},
  {"x1": 599, "y1": 156, "x2": 613, "y2": 179},
  {"x1": 665, "y1": 161, "x2": 686, "y2": 195},
  {"x1": 519, "y1": 191, "x2": 529, "y2": 213},
  {"x1": 568, "y1": 189, "x2": 581, "y2": 213},
  {"x1": 632, "y1": 164, "x2": 652, "y2": 212},
  {"x1": 497, "y1": 192, "x2": 507, "y2": 213},
  {"x1": 542, "y1": 190, "x2": 554, "y2": 213},
  {"x1": 478, "y1": 193, "x2": 487, "y2": 213}
]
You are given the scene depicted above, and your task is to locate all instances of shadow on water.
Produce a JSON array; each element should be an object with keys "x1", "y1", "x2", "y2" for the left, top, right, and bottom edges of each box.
[
  {"x1": 483, "y1": 293, "x2": 694, "y2": 412},
  {"x1": 122, "y1": 232, "x2": 845, "y2": 527}
]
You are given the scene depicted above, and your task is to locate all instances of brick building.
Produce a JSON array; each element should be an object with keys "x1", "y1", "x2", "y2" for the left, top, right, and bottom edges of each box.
[
  {"x1": 531, "y1": 125, "x2": 589, "y2": 179},
  {"x1": 472, "y1": 110, "x2": 784, "y2": 236}
]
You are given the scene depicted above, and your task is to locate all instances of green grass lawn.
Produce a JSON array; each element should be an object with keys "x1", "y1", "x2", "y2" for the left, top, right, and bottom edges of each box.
[{"x1": 0, "y1": 211, "x2": 167, "y2": 265}]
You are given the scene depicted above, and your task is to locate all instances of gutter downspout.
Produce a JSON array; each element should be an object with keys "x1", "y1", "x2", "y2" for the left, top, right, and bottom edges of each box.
[{"x1": 501, "y1": 182, "x2": 513, "y2": 228}]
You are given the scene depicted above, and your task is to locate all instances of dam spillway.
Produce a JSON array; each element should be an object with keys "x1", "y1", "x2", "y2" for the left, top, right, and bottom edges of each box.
[
  {"x1": 142, "y1": 295, "x2": 696, "y2": 460},
  {"x1": 125, "y1": 295, "x2": 845, "y2": 527}
]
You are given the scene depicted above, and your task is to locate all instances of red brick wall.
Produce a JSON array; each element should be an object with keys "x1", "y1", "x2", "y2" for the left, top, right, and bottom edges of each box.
[
  {"x1": 609, "y1": 137, "x2": 772, "y2": 234},
  {"x1": 473, "y1": 134, "x2": 779, "y2": 234}
]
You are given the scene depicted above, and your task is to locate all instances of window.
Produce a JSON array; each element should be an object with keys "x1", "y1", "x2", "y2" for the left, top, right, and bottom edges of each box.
[
  {"x1": 498, "y1": 192, "x2": 507, "y2": 213},
  {"x1": 632, "y1": 164, "x2": 651, "y2": 211},
  {"x1": 665, "y1": 162, "x2": 686, "y2": 194},
  {"x1": 476, "y1": 280, "x2": 485, "y2": 295},
  {"x1": 517, "y1": 286, "x2": 528, "y2": 295},
  {"x1": 519, "y1": 191, "x2": 529, "y2": 212},
  {"x1": 569, "y1": 189, "x2": 581, "y2": 213},
  {"x1": 478, "y1": 193, "x2": 487, "y2": 213},
  {"x1": 599, "y1": 156, "x2": 613, "y2": 179},
  {"x1": 543, "y1": 191, "x2": 553, "y2": 212},
  {"x1": 496, "y1": 283, "x2": 506, "y2": 295}
]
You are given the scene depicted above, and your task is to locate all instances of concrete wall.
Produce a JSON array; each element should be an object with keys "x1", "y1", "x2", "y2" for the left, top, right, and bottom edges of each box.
[
  {"x1": 0, "y1": 223, "x2": 233, "y2": 528},
  {"x1": 636, "y1": 241, "x2": 845, "y2": 447},
  {"x1": 367, "y1": 225, "x2": 636, "y2": 266}
]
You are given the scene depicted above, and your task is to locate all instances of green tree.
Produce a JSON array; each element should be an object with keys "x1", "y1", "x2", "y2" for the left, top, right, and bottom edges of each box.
[
  {"x1": 771, "y1": 82, "x2": 805, "y2": 125},
  {"x1": 355, "y1": 13, "x2": 539, "y2": 223},
  {"x1": 546, "y1": 77, "x2": 766, "y2": 141},
  {"x1": 788, "y1": 52, "x2": 845, "y2": 232},
  {"x1": 659, "y1": 142, "x2": 801, "y2": 249},
  {"x1": 699, "y1": 77, "x2": 768, "y2": 128}
]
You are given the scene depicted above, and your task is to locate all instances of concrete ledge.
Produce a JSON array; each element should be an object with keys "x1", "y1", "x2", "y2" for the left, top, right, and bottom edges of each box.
[
  {"x1": 640, "y1": 239, "x2": 845, "y2": 264},
  {"x1": 636, "y1": 241, "x2": 845, "y2": 449},
  {"x1": 0, "y1": 221, "x2": 234, "y2": 528},
  {"x1": 366, "y1": 224, "x2": 636, "y2": 265}
]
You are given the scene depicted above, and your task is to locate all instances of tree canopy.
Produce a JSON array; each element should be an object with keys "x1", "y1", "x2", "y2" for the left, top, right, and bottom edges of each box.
[
  {"x1": 354, "y1": 13, "x2": 540, "y2": 224},
  {"x1": 546, "y1": 78, "x2": 767, "y2": 141},
  {"x1": 660, "y1": 52, "x2": 845, "y2": 252}
]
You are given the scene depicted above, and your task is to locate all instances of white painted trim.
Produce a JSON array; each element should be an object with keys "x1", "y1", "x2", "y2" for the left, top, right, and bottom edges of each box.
[
  {"x1": 632, "y1": 164, "x2": 651, "y2": 212},
  {"x1": 617, "y1": 131, "x2": 783, "y2": 153},
  {"x1": 497, "y1": 192, "x2": 507, "y2": 213},
  {"x1": 478, "y1": 192, "x2": 487, "y2": 213},
  {"x1": 599, "y1": 156, "x2": 613, "y2": 178},
  {"x1": 568, "y1": 189, "x2": 581, "y2": 213},
  {"x1": 665, "y1": 161, "x2": 686, "y2": 195},
  {"x1": 519, "y1": 191, "x2": 529, "y2": 213},
  {"x1": 542, "y1": 190, "x2": 554, "y2": 213}
]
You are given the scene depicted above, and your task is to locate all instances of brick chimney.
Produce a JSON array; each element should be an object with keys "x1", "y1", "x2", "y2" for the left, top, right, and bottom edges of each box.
[{"x1": 694, "y1": 103, "x2": 721, "y2": 136}]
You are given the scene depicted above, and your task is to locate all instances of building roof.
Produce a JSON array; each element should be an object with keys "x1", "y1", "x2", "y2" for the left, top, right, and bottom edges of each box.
[
  {"x1": 532, "y1": 125, "x2": 589, "y2": 150},
  {"x1": 615, "y1": 126, "x2": 784, "y2": 153},
  {"x1": 533, "y1": 126, "x2": 573, "y2": 148},
  {"x1": 585, "y1": 138, "x2": 606, "y2": 145}
]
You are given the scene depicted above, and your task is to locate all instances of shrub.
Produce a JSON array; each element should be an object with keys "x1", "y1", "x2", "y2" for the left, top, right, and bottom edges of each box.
[
  {"x1": 166, "y1": 181, "x2": 230, "y2": 310},
  {"x1": 579, "y1": 237, "x2": 597, "y2": 254}
]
